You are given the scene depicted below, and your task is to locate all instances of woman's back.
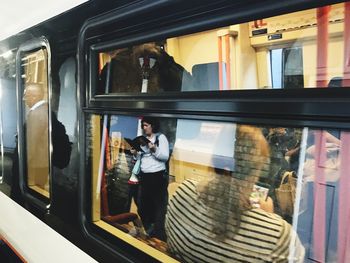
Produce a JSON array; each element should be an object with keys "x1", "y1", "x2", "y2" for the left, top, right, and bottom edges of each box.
[{"x1": 165, "y1": 179, "x2": 304, "y2": 263}]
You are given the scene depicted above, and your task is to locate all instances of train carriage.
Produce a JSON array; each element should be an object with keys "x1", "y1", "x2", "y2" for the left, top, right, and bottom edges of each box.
[{"x1": 0, "y1": 0, "x2": 350, "y2": 262}]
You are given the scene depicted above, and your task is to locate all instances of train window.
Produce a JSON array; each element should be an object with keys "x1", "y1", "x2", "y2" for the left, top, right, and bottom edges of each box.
[
  {"x1": 86, "y1": 113, "x2": 350, "y2": 262},
  {"x1": 21, "y1": 48, "x2": 50, "y2": 198},
  {"x1": 94, "y1": 3, "x2": 347, "y2": 96},
  {"x1": 80, "y1": 1, "x2": 350, "y2": 262}
]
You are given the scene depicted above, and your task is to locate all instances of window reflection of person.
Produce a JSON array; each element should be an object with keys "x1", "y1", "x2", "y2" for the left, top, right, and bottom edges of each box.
[
  {"x1": 98, "y1": 43, "x2": 193, "y2": 93},
  {"x1": 306, "y1": 130, "x2": 341, "y2": 158},
  {"x1": 23, "y1": 83, "x2": 49, "y2": 190},
  {"x1": 165, "y1": 125, "x2": 305, "y2": 262},
  {"x1": 130, "y1": 117, "x2": 169, "y2": 241}
]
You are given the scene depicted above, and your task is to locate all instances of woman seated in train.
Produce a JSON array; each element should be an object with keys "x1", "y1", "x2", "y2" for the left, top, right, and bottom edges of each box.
[{"x1": 165, "y1": 125, "x2": 305, "y2": 263}]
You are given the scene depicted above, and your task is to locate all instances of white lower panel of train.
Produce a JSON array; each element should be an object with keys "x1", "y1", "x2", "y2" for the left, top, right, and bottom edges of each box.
[{"x1": 0, "y1": 192, "x2": 97, "y2": 263}]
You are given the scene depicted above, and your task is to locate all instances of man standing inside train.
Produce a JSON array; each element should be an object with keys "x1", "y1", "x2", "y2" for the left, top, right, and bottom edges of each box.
[{"x1": 23, "y1": 83, "x2": 49, "y2": 191}]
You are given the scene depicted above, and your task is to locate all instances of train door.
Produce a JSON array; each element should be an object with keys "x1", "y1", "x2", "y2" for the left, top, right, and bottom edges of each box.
[{"x1": 16, "y1": 37, "x2": 52, "y2": 210}]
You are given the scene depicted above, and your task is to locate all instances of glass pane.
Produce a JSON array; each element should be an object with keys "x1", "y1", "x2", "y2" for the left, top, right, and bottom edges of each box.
[
  {"x1": 86, "y1": 114, "x2": 350, "y2": 261},
  {"x1": 95, "y1": 2, "x2": 349, "y2": 95},
  {"x1": 270, "y1": 49, "x2": 283, "y2": 89},
  {"x1": 22, "y1": 48, "x2": 50, "y2": 198}
]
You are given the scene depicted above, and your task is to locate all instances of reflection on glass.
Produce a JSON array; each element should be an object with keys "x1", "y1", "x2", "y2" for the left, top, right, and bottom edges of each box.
[
  {"x1": 87, "y1": 115, "x2": 350, "y2": 261},
  {"x1": 97, "y1": 43, "x2": 193, "y2": 94},
  {"x1": 22, "y1": 49, "x2": 50, "y2": 198},
  {"x1": 96, "y1": 2, "x2": 348, "y2": 94},
  {"x1": 166, "y1": 125, "x2": 304, "y2": 262},
  {"x1": 296, "y1": 128, "x2": 350, "y2": 263}
]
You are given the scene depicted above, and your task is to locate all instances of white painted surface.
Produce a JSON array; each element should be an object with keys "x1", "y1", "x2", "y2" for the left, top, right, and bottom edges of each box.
[
  {"x1": 0, "y1": 0, "x2": 88, "y2": 41},
  {"x1": 0, "y1": 192, "x2": 97, "y2": 263}
]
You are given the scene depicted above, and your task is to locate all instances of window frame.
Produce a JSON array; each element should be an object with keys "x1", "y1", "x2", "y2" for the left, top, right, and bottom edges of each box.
[
  {"x1": 77, "y1": 0, "x2": 350, "y2": 261},
  {"x1": 0, "y1": 90, "x2": 4, "y2": 183},
  {"x1": 78, "y1": 0, "x2": 350, "y2": 127},
  {"x1": 16, "y1": 37, "x2": 53, "y2": 210}
]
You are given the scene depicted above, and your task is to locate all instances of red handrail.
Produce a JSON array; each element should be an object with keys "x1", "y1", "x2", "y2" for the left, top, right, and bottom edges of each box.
[
  {"x1": 218, "y1": 36, "x2": 223, "y2": 90},
  {"x1": 225, "y1": 34, "x2": 231, "y2": 89},
  {"x1": 338, "y1": 4, "x2": 350, "y2": 261},
  {"x1": 313, "y1": 6, "x2": 331, "y2": 262},
  {"x1": 313, "y1": 130, "x2": 327, "y2": 262},
  {"x1": 316, "y1": 6, "x2": 331, "y2": 88},
  {"x1": 343, "y1": 2, "x2": 350, "y2": 87}
]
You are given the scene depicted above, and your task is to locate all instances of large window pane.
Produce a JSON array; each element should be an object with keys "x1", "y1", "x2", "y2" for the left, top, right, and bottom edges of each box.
[
  {"x1": 87, "y1": 114, "x2": 350, "y2": 262},
  {"x1": 95, "y1": 2, "x2": 348, "y2": 95},
  {"x1": 21, "y1": 49, "x2": 50, "y2": 198}
]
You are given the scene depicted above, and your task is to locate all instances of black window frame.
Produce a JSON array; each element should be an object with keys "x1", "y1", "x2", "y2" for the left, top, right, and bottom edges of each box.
[
  {"x1": 16, "y1": 37, "x2": 52, "y2": 211},
  {"x1": 78, "y1": 0, "x2": 350, "y2": 127},
  {"x1": 78, "y1": 0, "x2": 350, "y2": 261}
]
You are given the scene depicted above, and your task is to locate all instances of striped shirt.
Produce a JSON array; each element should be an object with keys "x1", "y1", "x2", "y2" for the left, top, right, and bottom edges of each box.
[{"x1": 165, "y1": 180, "x2": 304, "y2": 263}]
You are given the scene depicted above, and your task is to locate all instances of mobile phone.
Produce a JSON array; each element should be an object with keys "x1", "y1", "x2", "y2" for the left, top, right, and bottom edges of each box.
[{"x1": 253, "y1": 184, "x2": 269, "y2": 201}]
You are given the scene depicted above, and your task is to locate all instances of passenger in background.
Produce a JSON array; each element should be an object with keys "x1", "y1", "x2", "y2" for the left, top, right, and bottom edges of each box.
[
  {"x1": 23, "y1": 83, "x2": 49, "y2": 189},
  {"x1": 98, "y1": 42, "x2": 193, "y2": 93},
  {"x1": 130, "y1": 117, "x2": 169, "y2": 241},
  {"x1": 165, "y1": 125, "x2": 305, "y2": 263},
  {"x1": 263, "y1": 127, "x2": 301, "y2": 219},
  {"x1": 265, "y1": 128, "x2": 290, "y2": 181},
  {"x1": 264, "y1": 127, "x2": 301, "y2": 178},
  {"x1": 23, "y1": 83, "x2": 72, "y2": 171},
  {"x1": 305, "y1": 130, "x2": 341, "y2": 159}
]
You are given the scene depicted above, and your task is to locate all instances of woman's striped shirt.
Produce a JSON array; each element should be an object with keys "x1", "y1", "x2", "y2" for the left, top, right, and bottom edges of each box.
[{"x1": 165, "y1": 179, "x2": 305, "y2": 263}]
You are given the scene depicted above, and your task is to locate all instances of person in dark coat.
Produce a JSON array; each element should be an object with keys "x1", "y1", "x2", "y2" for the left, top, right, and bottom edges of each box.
[{"x1": 98, "y1": 43, "x2": 193, "y2": 93}]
